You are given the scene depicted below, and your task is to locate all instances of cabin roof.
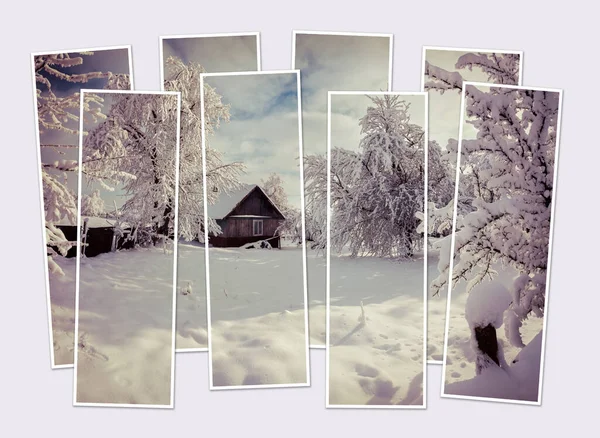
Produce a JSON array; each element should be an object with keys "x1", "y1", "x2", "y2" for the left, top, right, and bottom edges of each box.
[
  {"x1": 55, "y1": 208, "x2": 130, "y2": 228},
  {"x1": 207, "y1": 184, "x2": 286, "y2": 220}
]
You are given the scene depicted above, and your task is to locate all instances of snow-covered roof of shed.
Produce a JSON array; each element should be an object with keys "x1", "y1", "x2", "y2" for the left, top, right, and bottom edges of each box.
[
  {"x1": 54, "y1": 208, "x2": 129, "y2": 228},
  {"x1": 207, "y1": 184, "x2": 285, "y2": 220}
]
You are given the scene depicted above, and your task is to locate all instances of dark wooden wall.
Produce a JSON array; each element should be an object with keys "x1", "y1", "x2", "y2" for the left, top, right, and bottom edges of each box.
[
  {"x1": 217, "y1": 218, "x2": 282, "y2": 238},
  {"x1": 54, "y1": 225, "x2": 134, "y2": 258}
]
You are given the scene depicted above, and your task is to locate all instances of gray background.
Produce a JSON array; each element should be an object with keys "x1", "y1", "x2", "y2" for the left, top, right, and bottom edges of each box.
[{"x1": 2, "y1": 0, "x2": 595, "y2": 435}]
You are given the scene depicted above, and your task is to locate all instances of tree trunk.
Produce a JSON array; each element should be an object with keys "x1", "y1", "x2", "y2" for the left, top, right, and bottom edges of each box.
[{"x1": 473, "y1": 323, "x2": 500, "y2": 375}]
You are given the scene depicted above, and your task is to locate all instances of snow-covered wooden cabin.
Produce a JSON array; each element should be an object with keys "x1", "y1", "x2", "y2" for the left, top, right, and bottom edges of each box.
[{"x1": 207, "y1": 184, "x2": 285, "y2": 248}]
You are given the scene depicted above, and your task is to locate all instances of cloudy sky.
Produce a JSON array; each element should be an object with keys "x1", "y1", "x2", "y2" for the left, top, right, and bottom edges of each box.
[
  {"x1": 38, "y1": 48, "x2": 131, "y2": 215},
  {"x1": 162, "y1": 34, "x2": 259, "y2": 75},
  {"x1": 294, "y1": 33, "x2": 392, "y2": 159},
  {"x1": 204, "y1": 72, "x2": 302, "y2": 209},
  {"x1": 424, "y1": 49, "x2": 522, "y2": 148},
  {"x1": 330, "y1": 93, "x2": 426, "y2": 153}
]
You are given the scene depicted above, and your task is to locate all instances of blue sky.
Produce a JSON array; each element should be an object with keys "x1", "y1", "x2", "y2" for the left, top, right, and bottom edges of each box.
[
  {"x1": 162, "y1": 35, "x2": 258, "y2": 74},
  {"x1": 294, "y1": 33, "x2": 391, "y2": 159},
  {"x1": 203, "y1": 72, "x2": 302, "y2": 208}
]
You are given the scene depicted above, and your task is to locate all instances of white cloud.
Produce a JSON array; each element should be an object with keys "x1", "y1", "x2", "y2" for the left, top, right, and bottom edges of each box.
[
  {"x1": 294, "y1": 33, "x2": 392, "y2": 158},
  {"x1": 205, "y1": 73, "x2": 303, "y2": 209}
]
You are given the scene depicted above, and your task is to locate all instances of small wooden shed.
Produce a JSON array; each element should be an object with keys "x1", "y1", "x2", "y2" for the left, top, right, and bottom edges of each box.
[
  {"x1": 54, "y1": 215, "x2": 133, "y2": 258},
  {"x1": 207, "y1": 184, "x2": 285, "y2": 248}
]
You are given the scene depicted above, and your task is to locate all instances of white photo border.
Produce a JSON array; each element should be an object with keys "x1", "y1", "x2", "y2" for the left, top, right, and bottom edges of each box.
[
  {"x1": 420, "y1": 46, "x2": 524, "y2": 365},
  {"x1": 292, "y1": 31, "x2": 394, "y2": 349},
  {"x1": 200, "y1": 70, "x2": 310, "y2": 390},
  {"x1": 440, "y1": 81, "x2": 563, "y2": 405},
  {"x1": 31, "y1": 45, "x2": 134, "y2": 369},
  {"x1": 325, "y1": 90, "x2": 428, "y2": 409},
  {"x1": 72, "y1": 89, "x2": 181, "y2": 409},
  {"x1": 158, "y1": 31, "x2": 261, "y2": 354}
]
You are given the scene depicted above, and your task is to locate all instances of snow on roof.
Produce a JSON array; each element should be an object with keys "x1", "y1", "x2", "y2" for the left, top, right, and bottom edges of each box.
[
  {"x1": 207, "y1": 184, "x2": 285, "y2": 220},
  {"x1": 54, "y1": 209, "x2": 129, "y2": 228}
]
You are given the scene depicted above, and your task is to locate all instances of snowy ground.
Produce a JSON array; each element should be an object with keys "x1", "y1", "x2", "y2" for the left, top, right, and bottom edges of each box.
[
  {"x1": 306, "y1": 249, "x2": 327, "y2": 346},
  {"x1": 48, "y1": 257, "x2": 77, "y2": 366},
  {"x1": 425, "y1": 249, "x2": 447, "y2": 362},
  {"x1": 443, "y1": 263, "x2": 543, "y2": 402},
  {"x1": 75, "y1": 247, "x2": 175, "y2": 405},
  {"x1": 328, "y1": 251, "x2": 425, "y2": 406},
  {"x1": 208, "y1": 244, "x2": 309, "y2": 387},
  {"x1": 175, "y1": 241, "x2": 209, "y2": 350}
]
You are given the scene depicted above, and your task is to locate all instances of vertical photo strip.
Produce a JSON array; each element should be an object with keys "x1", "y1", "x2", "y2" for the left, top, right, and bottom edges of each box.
[
  {"x1": 73, "y1": 90, "x2": 181, "y2": 407},
  {"x1": 32, "y1": 46, "x2": 133, "y2": 368},
  {"x1": 293, "y1": 31, "x2": 393, "y2": 347},
  {"x1": 421, "y1": 47, "x2": 523, "y2": 363},
  {"x1": 159, "y1": 33, "x2": 261, "y2": 352},
  {"x1": 201, "y1": 71, "x2": 309, "y2": 389},
  {"x1": 326, "y1": 91, "x2": 427, "y2": 408},
  {"x1": 441, "y1": 83, "x2": 562, "y2": 404}
]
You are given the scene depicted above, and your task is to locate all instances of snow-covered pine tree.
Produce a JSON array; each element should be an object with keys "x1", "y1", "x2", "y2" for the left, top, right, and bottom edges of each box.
[
  {"x1": 35, "y1": 52, "x2": 130, "y2": 273},
  {"x1": 433, "y1": 85, "x2": 560, "y2": 346},
  {"x1": 163, "y1": 56, "x2": 244, "y2": 242}
]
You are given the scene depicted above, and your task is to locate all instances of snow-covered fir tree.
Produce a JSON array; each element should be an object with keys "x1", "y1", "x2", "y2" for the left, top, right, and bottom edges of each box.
[
  {"x1": 433, "y1": 84, "x2": 560, "y2": 348},
  {"x1": 163, "y1": 56, "x2": 244, "y2": 241}
]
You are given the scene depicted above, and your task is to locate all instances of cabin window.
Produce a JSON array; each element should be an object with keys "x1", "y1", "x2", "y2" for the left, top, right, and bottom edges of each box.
[{"x1": 252, "y1": 219, "x2": 263, "y2": 236}]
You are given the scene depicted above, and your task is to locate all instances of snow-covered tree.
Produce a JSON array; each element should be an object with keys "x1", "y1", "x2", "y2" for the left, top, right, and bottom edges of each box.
[
  {"x1": 80, "y1": 190, "x2": 106, "y2": 217},
  {"x1": 424, "y1": 52, "x2": 520, "y2": 94},
  {"x1": 163, "y1": 56, "x2": 244, "y2": 241},
  {"x1": 261, "y1": 173, "x2": 302, "y2": 241},
  {"x1": 425, "y1": 51, "x2": 522, "y2": 297},
  {"x1": 261, "y1": 173, "x2": 288, "y2": 207},
  {"x1": 303, "y1": 154, "x2": 328, "y2": 249},
  {"x1": 35, "y1": 51, "x2": 130, "y2": 273},
  {"x1": 306, "y1": 95, "x2": 426, "y2": 258},
  {"x1": 433, "y1": 85, "x2": 560, "y2": 347},
  {"x1": 82, "y1": 92, "x2": 180, "y2": 245}
]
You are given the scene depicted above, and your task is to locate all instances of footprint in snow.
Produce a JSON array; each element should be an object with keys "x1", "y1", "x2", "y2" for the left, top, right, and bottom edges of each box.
[
  {"x1": 78, "y1": 334, "x2": 109, "y2": 362},
  {"x1": 355, "y1": 363, "x2": 379, "y2": 378}
]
